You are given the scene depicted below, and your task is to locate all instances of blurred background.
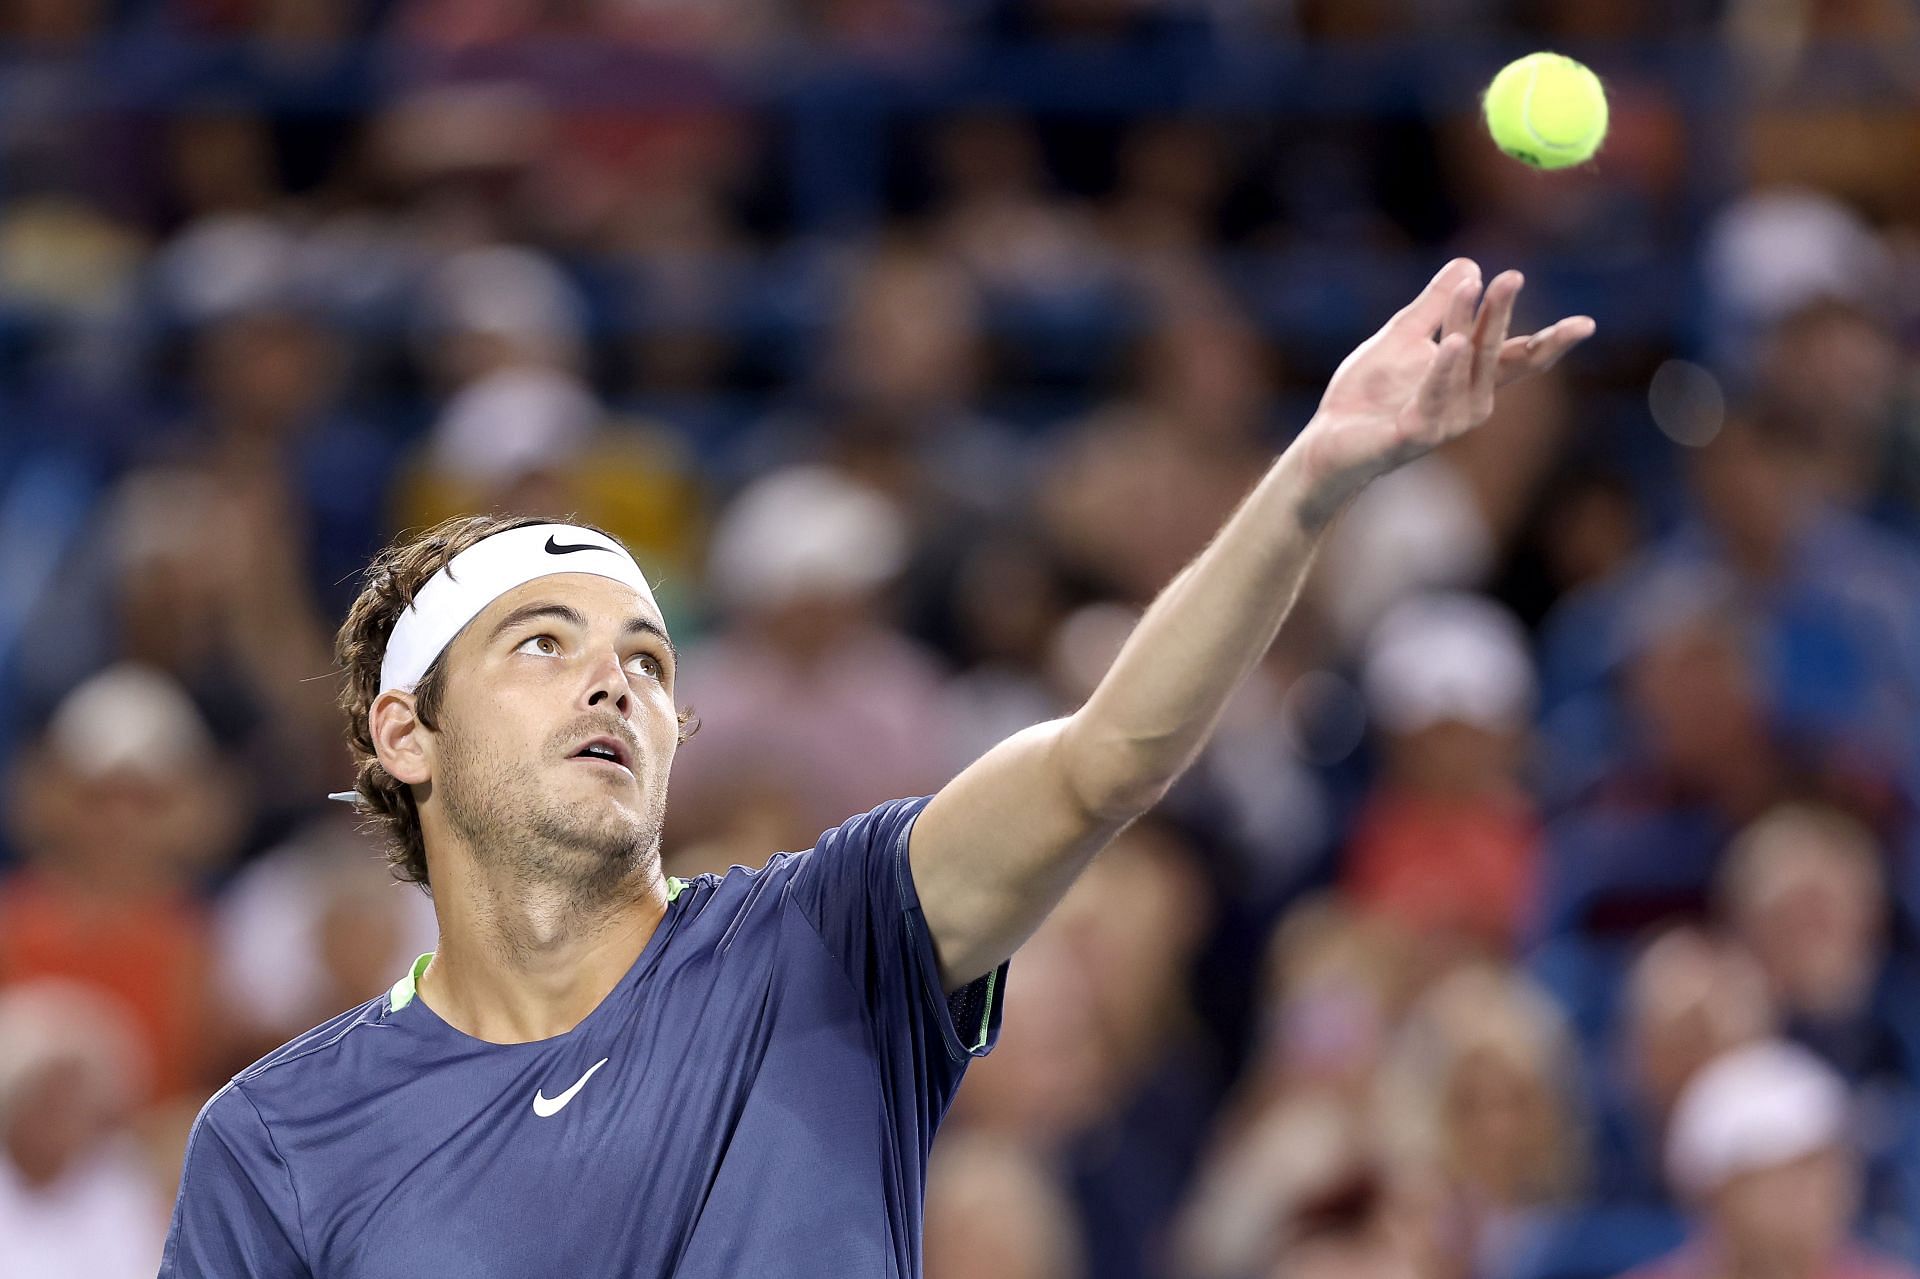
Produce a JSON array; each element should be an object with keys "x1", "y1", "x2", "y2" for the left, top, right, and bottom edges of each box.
[{"x1": 4, "y1": 1, "x2": 1920, "y2": 1277}]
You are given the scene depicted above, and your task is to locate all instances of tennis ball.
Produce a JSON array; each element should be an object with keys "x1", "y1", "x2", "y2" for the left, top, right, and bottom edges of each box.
[{"x1": 1482, "y1": 52, "x2": 1608, "y2": 170}]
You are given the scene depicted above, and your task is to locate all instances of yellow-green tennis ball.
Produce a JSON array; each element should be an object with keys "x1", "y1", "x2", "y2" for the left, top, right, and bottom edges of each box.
[{"x1": 1482, "y1": 52, "x2": 1608, "y2": 170}]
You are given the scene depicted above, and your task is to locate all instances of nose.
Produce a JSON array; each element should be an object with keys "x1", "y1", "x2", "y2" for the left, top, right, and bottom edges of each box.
[{"x1": 582, "y1": 646, "x2": 634, "y2": 720}]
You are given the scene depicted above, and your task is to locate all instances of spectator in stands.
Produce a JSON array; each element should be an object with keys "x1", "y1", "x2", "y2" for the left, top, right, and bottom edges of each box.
[
  {"x1": 1376, "y1": 965, "x2": 1588, "y2": 1279},
  {"x1": 1728, "y1": 806, "x2": 1920, "y2": 1236},
  {"x1": 1043, "y1": 819, "x2": 1224, "y2": 1279},
  {"x1": 1312, "y1": 449, "x2": 1498, "y2": 653},
  {"x1": 1716, "y1": 804, "x2": 1918, "y2": 1233},
  {"x1": 947, "y1": 916, "x2": 1118, "y2": 1154},
  {"x1": 107, "y1": 466, "x2": 343, "y2": 824},
  {"x1": 932, "y1": 113, "x2": 1115, "y2": 317},
  {"x1": 1686, "y1": 414, "x2": 1920, "y2": 770},
  {"x1": 1543, "y1": 414, "x2": 1920, "y2": 818},
  {"x1": 211, "y1": 813, "x2": 439, "y2": 1074},
  {"x1": 818, "y1": 245, "x2": 1034, "y2": 522},
  {"x1": 1102, "y1": 117, "x2": 1235, "y2": 265},
  {"x1": 741, "y1": 244, "x2": 1038, "y2": 654},
  {"x1": 1620, "y1": 1041, "x2": 1917, "y2": 1279},
  {"x1": 1041, "y1": 276, "x2": 1276, "y2": 605},
  {"x1": 666, "y1": 465, "x2": 954, "y2": 864},
  {"x1": 1593, "y1": 927, "x2": 1776, "y2": 1206},
  {"x1": 0, "y1": 665, "x2": 237, "y2": 1104},
  {"x1": 925, "y1": 1132, "x2": 1087, "y2": 1279},
  {"x1": 1749, "y1": 301, "x2": 1910, "y2": 529},
  {"x1": 0, "y1": 979, "x2": 168, "y2": 1279},
  {"x1": 1347, "y1": 592, "x2": 1542, "y2": 956},
  {"x1": 1176, "y1": 1095, "x2": 1404, "y2": 1279},
  {"x1": 170, "y1": 305, "x2": 395, "y2": 621},
  {"x1": 400, "y1": 243, "x2": 711, "y2": 599},
  {"x1": 1538, "y1": 575, "x2": 1787, "y2": 936},
  {"x1": 938, "y1": 527, "x2": 1077, "y2": 768},
  {"x1": 1719, "y1": 806, "x2": 1910, "y2": 1088},
  {"x1": 405, "y1": 244, "x2": 594, "y2": 520}
]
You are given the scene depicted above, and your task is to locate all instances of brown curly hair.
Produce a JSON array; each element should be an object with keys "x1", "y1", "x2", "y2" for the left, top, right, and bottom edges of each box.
[{"x1": 335, "y1": 514, "x2": 697, "y2": 892}]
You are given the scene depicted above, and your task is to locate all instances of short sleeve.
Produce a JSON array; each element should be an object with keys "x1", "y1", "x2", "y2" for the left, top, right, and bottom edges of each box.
[
  {"x1": 788, "y1": 796, "x2": 1008, "y2": 1070},
  {"x1": 160, "y1": 1083, "x2": 309, "y2": 1278}
]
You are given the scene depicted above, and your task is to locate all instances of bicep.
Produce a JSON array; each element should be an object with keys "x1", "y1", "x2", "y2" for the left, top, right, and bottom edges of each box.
[{"x1": 908, "y1": 716, "x2": 1129, "y2": 990}]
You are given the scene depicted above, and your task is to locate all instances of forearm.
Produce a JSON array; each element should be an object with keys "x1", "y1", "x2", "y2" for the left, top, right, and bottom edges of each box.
[{"x1": 1061, "y1": 433, "x2": 1346, "y2": 818}]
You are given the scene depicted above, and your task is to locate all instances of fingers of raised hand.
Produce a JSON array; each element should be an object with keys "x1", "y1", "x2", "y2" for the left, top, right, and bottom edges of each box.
[
  {"x1": 1442, "y1": 277, "x2": 1480, "y2": 343},
  {"x1": 1410, "y1": 331, "x2": 1473, "y2": 435},
  {"x1": 1392, "y1": 257, "x2": 1482, "y2": 337},
  {"x1": 1495, "y1": 315, "x2": 1596, "y2": 385},
  {"x1": 1471, "y1": 271, "x2": 1523, "y2": 400}
]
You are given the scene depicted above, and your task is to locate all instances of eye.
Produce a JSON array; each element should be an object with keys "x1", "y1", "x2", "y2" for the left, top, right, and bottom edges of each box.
[
  {"x1": 627, "y1": 652, "x2": 665, "y2": 681},
  {"x1": 516, "y1": 634, "x2": 561, "y2": 657}
]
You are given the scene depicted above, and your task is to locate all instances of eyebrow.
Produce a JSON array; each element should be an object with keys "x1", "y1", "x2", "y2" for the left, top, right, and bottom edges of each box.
[
  {"x1": 622, "y1": 615, "x2": 680, "y2": 669},
  {"x1": 489, "y1": 601, "x2": 680, "y2": 668},
  {"x1": 489, "y1": 601, "x2": 586, "y2": 644}
]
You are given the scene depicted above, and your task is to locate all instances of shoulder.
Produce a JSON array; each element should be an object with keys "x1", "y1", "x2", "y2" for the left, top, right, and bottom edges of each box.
[
  {"x1": 667, "y1": 853, "x2": 807, "y2": 915},
  {"x1": 176, "y1": 1076, "x2": 286, "y2": 1190},
  {"x1": 671, "y1": 796, "x2": 934, "y2": 906},
  {"x1": 669, "y1": 797, "x2": 934, "y2": 939},
  {"x1": 212, "y1": 992, "x2": 399, "y2": 1119}
]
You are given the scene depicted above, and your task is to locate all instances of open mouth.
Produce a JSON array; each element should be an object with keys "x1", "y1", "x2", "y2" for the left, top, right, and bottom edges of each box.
[{"x1": 570, "y1": 735, "x2": 634, "y2": 777}]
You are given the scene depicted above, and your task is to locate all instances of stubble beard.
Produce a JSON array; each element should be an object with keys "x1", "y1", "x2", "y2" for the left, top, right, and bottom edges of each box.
[{"x1": 437, "y1": 714, "x2": 667, "y2": 922}]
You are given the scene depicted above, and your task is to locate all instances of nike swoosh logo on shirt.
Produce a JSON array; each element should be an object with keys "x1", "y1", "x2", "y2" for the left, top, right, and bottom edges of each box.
[
  {"x1": 532, "y1": 1058, "x2": 610, "y2": 1118},
  {"x1": 544, "y1": 535, "x2": 613, "y2": 556}
]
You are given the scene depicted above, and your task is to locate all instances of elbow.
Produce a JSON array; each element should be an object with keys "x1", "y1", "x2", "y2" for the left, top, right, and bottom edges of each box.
[{"x1": 1056, "y1": 715, "x2": 1179, "y2": 826}]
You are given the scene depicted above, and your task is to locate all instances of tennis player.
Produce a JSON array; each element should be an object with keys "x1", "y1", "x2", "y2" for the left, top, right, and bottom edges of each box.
[{"x1": 159, "y1": 261, "x2": 1589, "y2": 1277}]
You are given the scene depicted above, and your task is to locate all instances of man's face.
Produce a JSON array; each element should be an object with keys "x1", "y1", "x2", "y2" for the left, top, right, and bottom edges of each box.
[
  {"x1": 1710, "y1": 1148, "x2": 1855, "y2": 1268},
  {"x1": 422, "y1": 573, "x2": 679, "y2": 891}
]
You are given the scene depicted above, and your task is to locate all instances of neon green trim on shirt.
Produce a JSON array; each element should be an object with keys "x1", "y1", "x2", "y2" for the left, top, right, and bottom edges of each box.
[
  {"x1": 666, "y1": 876, "x2": 686, "y2": 902},
  {"x1": 389, "y1": 952, "x2": 433, "y2": 1012},
  {"x1": 970, "y1": 968, "x2": 999, "y2": 1053}
]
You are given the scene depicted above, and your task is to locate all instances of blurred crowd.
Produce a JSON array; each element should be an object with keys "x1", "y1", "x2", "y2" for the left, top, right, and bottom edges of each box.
[{"x1": 5, "y1": 1, "x2": 1920, "y2": 1277}]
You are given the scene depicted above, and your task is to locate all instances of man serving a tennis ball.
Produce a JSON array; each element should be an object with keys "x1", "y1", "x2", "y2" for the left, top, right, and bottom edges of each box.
[{"x1": 161, "y1": 260, "x2": 1589, "y2": 1276}]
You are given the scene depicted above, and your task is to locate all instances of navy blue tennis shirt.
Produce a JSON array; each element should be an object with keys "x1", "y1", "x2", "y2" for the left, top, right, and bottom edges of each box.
[{"x1": 160, "y1": 795, "x2": 1007, "y2": 1278}]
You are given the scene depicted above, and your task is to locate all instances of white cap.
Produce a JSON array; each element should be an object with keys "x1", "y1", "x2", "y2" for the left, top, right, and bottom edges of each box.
[
  {"x1": 1706, "y1": 187, "x2": 1890, "y2": 328},
  {"x1": 155, "y1": 213, "x2": 302, "y2": 322},
  {"x1": 428, "y1": 366, "x2": 599, "y2": 487},
  {"x1": 1362, "y1": 592, "x2": 1536, "y2": 736},
  {"x1": 1666, "y1": 1040, "x2": 1849, "y2": 1197},
  {"x1": 47, "y1": 663, "x2": 216, "y2": 782},
  {"x1": 1319, "y1": 457, "x2": 1495, "y2": 648},
  {"x1": 0, "y1": 979, "x2": 149, "y2": 1126},
  {"x1": 421, "y1": 244, "x2": 584, "y2": 348},
  {"x1": 706, "y1": 466, "x2": 908, "y2": 614}
]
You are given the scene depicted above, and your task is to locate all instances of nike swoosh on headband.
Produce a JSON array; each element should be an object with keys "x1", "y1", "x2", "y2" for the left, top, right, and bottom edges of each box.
[{"x1": 545, "y1": 535, "x2": 615, "y2": 556}]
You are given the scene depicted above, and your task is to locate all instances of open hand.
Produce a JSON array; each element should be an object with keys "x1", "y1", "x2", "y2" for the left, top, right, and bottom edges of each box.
[{"x1": 1295, "y1": 258, "x2": 1594, "y2": 518}]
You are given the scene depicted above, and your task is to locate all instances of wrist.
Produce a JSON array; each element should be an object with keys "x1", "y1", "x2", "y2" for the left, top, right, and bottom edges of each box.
[{"x1": 1286, "y1": 414, "x2": 1380, "y2": 533}]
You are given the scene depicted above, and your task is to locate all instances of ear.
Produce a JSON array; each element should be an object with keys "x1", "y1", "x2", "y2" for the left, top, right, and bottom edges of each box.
[{"x1": 370, "y1": 690, "x2": 434, "y2": 788}]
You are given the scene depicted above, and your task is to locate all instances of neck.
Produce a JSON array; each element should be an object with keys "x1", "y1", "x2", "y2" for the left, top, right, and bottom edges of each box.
[{"x1": 417, "y1": 840, "x2": 670, "y2": 1044}]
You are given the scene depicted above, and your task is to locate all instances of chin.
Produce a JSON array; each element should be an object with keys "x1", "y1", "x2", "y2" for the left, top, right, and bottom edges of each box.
[{"x1": 575, "y1": 799, "x2": 658, "y2": 856}]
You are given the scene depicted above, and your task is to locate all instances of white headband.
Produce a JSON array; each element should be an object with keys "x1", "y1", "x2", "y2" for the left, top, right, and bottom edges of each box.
[{"x1": 378, "y1": 522, "x2": 658, "y2": 696}]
